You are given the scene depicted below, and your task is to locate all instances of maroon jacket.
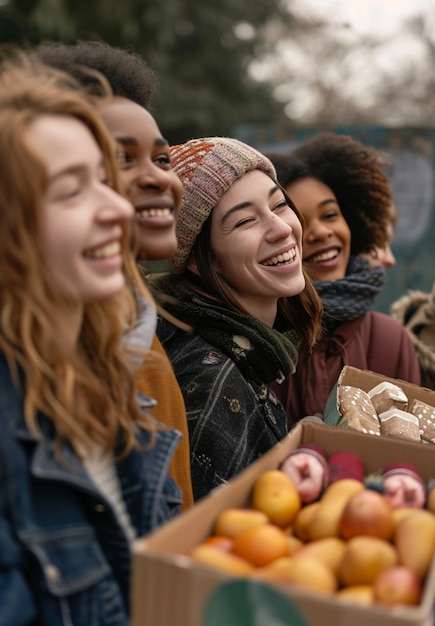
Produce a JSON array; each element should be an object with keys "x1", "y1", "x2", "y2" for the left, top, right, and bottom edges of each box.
[{"x1": 271, "y1": 311, "x2": 421, "y2": 427}]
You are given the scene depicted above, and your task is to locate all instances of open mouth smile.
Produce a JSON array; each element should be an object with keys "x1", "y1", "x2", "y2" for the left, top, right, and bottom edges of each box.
[
  {"x1": 135, "y1": 207, "x2": 172, "y2": 219},
  {"x1": 304, "y1": 248, "x2": 339, "y2": 264},
  {"x1": 262, "y1": 248, "x2": 296, "y2": 267},
  {"x1": 84, "y1": 241, "x2": 121, "y2": 259}
]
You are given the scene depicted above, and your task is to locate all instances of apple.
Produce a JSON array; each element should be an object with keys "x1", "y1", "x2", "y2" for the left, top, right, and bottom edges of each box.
[
  {"x1": 340, "y1": 488, "x2": 394, "y2": 541},
  {"x1": 373, "y1": 566, "x2": 421, "y2": 606},
  {"x1": 231, "y1": 523, "x2": 290, "y2": 567}
]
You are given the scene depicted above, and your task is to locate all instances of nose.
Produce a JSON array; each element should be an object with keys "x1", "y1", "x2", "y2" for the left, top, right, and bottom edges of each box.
[
  {"x1": 266, "y1": 213, "x2": 293, "y2": 241},
  {"x1": 304, "y1": 219, "x2": 332, "y2": 243},
  {"x1": 134, "y1": 161, "x2": 172, "y2": 191},
  {"x1": 381, "y1": 245, "x2": 396, "y2": 268},
  {"x1": 98, "y1": 184, "x2": 134, "y2": 222}
]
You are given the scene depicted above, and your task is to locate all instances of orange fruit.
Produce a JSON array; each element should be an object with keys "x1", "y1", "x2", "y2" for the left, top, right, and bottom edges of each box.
[
  {"x1": 231, "y1": 523, "x2": 290, "y2": 567},
  {"x1": 202, "y1": 535, "x2": 234, "y2": 552}
]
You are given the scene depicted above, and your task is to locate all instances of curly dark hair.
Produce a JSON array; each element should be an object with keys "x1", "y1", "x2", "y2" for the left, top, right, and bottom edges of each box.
[
  {"x1": 33, "y1": 40, "x2": 158, "y2": 112},
  {"x1": 266, "y1": 132, "x2": 393, "y2": 255}
]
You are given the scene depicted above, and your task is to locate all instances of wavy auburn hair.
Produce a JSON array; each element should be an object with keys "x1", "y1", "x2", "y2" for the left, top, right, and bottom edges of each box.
[{"x1": 0, "y1": 53, "x2": 155, "y2": 456}]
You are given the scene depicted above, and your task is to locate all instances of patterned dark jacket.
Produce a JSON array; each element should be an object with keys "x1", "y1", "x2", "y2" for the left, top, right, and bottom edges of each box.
[{"x1": 157, "y1": 316, "x2": 288, "y2": 501}]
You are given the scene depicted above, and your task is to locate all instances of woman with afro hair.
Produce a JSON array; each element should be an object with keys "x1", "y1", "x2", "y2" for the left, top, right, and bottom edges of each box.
[{"x1": 266, "y1": 132, "x2": 421, "y2": 425}]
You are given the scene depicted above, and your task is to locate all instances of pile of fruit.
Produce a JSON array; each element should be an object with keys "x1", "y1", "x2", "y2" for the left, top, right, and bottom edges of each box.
[{"x1": 191, "y1": 469, "x2": 435, "y2": 607}]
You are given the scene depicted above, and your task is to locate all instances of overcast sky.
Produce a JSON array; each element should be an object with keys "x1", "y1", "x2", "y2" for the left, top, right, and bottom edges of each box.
[{"x1": 299, "y1": 0, "x2": 429, "y2": 36}]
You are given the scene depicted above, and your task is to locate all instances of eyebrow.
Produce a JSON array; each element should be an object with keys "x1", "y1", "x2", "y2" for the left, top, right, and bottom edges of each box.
[
  {"x1": 49, "y1": 158, "x2": 105, "y2": 183},
  {"x1": 115, "y1": 136, "x2": 169, "y2": 147},
  {"x1": 318, "y1": 198, "x2": 339, "y2": 208},
  {"x1": 221, "y1": 183, "x2": 281, "y2": 225}
]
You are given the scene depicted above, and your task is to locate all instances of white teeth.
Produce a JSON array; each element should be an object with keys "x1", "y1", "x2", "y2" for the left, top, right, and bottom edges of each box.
[
  {"x1": 85, "y1": 241, "x2": 121, "y2": 259},
  {"x1": 307, "y1": 250, "x2": 338, "y2": 263},
  {"x1": 263, "y1": 249, "x2": 296, "y2": 266},
  {"x1": 136, "y1": 207, "x2": 171, "y2": 218}
]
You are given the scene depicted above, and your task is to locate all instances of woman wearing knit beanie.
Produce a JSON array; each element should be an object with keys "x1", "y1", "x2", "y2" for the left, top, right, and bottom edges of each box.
[
  {"x1": 266, "y1": 132, "x2": 421, "y2": 426},
  {"x1": 34, "y1": 40, "x2": 195, "y2": 511},
  {"x1": 150, "y1": 136, "x2": 323, "y2": 501}
]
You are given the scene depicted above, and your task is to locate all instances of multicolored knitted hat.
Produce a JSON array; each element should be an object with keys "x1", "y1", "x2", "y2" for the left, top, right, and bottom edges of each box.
[{"x1": 169, "y1": 137, "x2": 277, "y2": 274}]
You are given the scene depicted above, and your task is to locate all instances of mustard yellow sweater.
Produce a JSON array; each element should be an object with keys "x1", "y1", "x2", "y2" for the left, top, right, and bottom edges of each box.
[{"x1": 135, "y1": 334, "x2": 194, "y2": 512}]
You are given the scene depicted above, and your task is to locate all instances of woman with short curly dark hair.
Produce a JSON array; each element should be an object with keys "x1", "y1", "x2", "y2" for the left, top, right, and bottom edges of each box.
[{"x1": 267, "y1": 132, "x2": 421, "y2": 425}]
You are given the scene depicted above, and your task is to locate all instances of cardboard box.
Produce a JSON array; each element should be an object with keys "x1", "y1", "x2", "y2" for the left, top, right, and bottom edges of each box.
[
  {"x1": 324, "y1": 365, "x2": 435, "y2": 427},
  {"x1": 132, "y1": 420, "x2": 435, "y2": 626}
]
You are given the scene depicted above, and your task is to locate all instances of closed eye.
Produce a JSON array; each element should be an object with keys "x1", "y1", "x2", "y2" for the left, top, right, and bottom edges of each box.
[
  {"x1": 234, "y1": 217, "x2": 255, "y2": 228},
  {"x1": 273, "y1": 200, "x2": 291, "y2": 212},
  {"x1": 323, "y1": 210, "x2": 340, "y2": 220}
]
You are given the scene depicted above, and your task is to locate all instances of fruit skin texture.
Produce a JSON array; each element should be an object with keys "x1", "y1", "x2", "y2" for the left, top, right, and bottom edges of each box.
[
  {"x1": 392, "y1": 508, "x2": 418, "y2": 528},
  {"x1": 373, "y1": 566, "x2": 422, "y2": 606},
  {"x1": 292, "y1": 502, "x2": 320, "y2": 541},
  {"x1": 320, "y1": 479, "x2": 365, "y2": 505},
  {"x1": 340, "y1": 489, "x2": 394, "y2": 541},
  {"x1": 254, "y1": 555, "x2": 337, "y2": 595},
  {"x1": 251, "y1": 469, "x2": 301, "y2": 527},
  {"x1": 394, "y1": 509, "x2": 435, "y2": 580},
  {"x1": 213, "y1": 508, "x2": 268, "y2": 539},
  {"x1": 231, "y1": 523, "x2": 290, "y2": 567},
  {"x1": 338, "y1": 536, "x2": 398, "y2": 586},
  {"x1": 336, "y1": 585, "x2": 374, "y2": 605},
  {"x1": 426, "y1": 483, "x2": 435, "y2": 514},
  {"x1": 293, "y1": 537, "x2": 346, "y2": 575},
  {"x1": 191, "y1": 544, "x2": 253, "y2": 575},
  {"x1": 202, "y1": 535, "x2": 233, "y2": 552},
  {"x1": 305, "y1": 479, "x2": 365, "y2": 540},
  {"x1": 287, "y1": 535, "x2": 304, "y2": 553}
]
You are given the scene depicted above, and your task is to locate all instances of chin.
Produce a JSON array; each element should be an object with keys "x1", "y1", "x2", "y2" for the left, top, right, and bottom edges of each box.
[
  {"x1": 308, "y1": 269, "x2": 345, "y2": 283},
  {"x1": 137, "y1": 238, "x2": 177, "y2": 263}
]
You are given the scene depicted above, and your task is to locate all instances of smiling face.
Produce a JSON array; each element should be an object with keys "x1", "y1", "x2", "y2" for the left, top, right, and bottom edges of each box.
[
  {"x1": 26, "y1": 115, "x2": 133, "y2": 318},
  {"x1": 100, "y1": 97, "x2": 183, "y2": 260},
  {"x1": 210, "y1": 169, "x2": 305, "y2": 326},
  {"x1": 285, "y1": 177, "x2": 351, "y2": 282}
]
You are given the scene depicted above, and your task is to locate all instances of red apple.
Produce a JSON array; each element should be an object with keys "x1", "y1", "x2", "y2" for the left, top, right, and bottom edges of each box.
[
  {"x1": 340, "y1": 489, "x2": 394, "y2": 541},
  {"x1": 373, "y1": 566, "x2": 422, "y2": 606}
]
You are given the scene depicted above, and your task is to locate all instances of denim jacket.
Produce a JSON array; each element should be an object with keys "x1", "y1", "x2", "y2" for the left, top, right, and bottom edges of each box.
[
  {"x1": 0, "y1": 352, "x2": 182, "y2": 626},
  {"x1": 157, "y1": 318, "x2": 288, "y2": 501}
]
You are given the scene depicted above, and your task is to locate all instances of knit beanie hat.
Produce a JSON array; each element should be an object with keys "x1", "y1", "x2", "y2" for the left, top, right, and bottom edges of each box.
[
  {"x1": 382, "y1": 462, "x2": 426, "y2": 491},
  {"x1": 169, "y1": 137, "x2": 277, "y2": 274}
]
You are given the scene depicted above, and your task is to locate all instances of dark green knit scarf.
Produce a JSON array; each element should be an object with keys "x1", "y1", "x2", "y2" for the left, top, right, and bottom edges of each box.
[{"x1": 153, "y1": 275, "x2": 300, "y2": 386}]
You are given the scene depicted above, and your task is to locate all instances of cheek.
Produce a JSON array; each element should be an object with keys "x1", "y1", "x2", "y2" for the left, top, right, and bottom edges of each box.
[
  {"x1": 171, "y1": 174, "x2": 184, "y2": 212},
  {"x1": 340, "y1": 222, "x2": 352, "y2": 246}
]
